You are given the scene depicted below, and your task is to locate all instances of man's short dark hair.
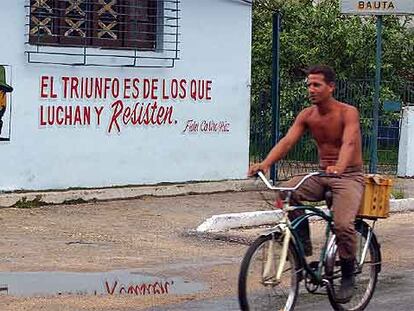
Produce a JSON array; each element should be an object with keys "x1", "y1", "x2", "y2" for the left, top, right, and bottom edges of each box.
[{"x1": 307, "y1": 65, "x2": 336, "y2": 84}]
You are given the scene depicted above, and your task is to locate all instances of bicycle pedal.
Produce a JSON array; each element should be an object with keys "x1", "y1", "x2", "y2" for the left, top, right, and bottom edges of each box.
[{"x1": 262, "y1": 279, "x2": 280, "y2": 286}]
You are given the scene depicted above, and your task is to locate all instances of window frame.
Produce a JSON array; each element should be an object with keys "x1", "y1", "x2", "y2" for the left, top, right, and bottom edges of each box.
[{"x1": 29, "y1": 0, "x2": 158, "y2": 51}]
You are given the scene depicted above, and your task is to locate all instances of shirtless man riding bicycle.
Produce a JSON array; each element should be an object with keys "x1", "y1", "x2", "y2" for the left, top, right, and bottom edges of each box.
[{"x1": 248, "y1": 65, "x2": 365, "y2": 304}]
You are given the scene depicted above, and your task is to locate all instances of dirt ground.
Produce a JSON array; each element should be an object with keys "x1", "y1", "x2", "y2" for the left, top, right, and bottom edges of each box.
[{"x1": 0, "y1": 191, "x2": 412, "y2": 310}]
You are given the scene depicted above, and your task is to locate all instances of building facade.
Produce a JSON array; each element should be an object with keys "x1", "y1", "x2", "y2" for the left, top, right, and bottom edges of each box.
[{"x1": 0, "y1": 0, "x2": 252, "y2": 190}]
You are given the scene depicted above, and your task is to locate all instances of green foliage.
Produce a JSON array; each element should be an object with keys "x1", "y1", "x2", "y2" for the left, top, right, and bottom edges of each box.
[
  {"x1": 62, "y1": 198, "x2": 89, "y2": 205},
  {"x1": 252, "y1": 0, "x2": 414, "y2": 85},
  {"x1": 391, "y1": 188, "x2": 404, "y2": 199},
  {"x1": 250, "y1": 0, "x2": 414, "y2": 164},
  {"x1": 13, "y1": 196, "x2": 45, "y2": 208},
  {"x1": 251, "y1": 0, "x2": 414, "y2": 111}
]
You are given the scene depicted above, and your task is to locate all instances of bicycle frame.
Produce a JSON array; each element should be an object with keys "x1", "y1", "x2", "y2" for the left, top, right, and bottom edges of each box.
[
  {"x1": 239, "y1": 171, "x2": 383, "y2": 311},
  {"x1": 289, "y1": 206, "x2": 333, "y2": 282},
  {"x1": 267, "y1": 203, "x2": 334, "y2": 284},
  {"x1": 358, "y1": 220, "x2": 375, "y2": 267},
  {"x1": 256, "y1": 171, "x2": 378, "y2": 286}
]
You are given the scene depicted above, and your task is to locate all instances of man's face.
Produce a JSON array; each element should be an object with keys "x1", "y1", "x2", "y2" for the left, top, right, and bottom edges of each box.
[
  {"x1": 307, "y1": 74, "x2": 335, "y2": 105},
  {"x1": 0, "y1": 91, "x2": 6, "y2": 109}
]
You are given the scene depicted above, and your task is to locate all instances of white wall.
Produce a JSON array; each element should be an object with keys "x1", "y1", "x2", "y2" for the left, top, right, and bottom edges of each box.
[
  {"x1": 0, "y1": 0, "x2": 252, "y2": 190},
  {"x1": 398, "y1": 106, "x2": 414, "y2": 177}
]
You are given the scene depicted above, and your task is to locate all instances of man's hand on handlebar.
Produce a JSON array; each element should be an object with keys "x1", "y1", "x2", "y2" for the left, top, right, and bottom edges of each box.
[
  {"x1": 325, "y1": 165, "x2": 345, "y2": 176},
  {"x1": 248, "y1": 162, "x2": 270, "y2": 177}
]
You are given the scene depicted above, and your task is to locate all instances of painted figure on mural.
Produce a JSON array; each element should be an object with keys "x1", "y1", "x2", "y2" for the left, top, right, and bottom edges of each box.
[{"x1": 0, "y1": 65, "x2": 13, "y2": 137}]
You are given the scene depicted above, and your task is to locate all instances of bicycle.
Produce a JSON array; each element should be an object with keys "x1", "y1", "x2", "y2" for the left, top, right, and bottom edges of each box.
[{"x1": 238, "y1": 171, "x2": 382, "y2": 311}]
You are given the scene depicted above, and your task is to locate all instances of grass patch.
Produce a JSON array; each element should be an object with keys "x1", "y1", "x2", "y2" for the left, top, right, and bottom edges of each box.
[
  {"x1": 13, "y1": 196, "x2": 46, "y2": 208},
  {"x1": 62, "y1": 198, "x2": 91, "y2": 205},
  {"x1": 391, "y1": 188, "x2": 405, "y2": 199}
]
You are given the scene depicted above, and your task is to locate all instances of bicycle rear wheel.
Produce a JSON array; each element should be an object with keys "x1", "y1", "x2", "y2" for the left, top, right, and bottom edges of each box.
[
  {"x1": 238, "y1": 233, "x2": 300, "y2": 311},
  {"x1": 326, "y1": 222, "x2": 380, "y2": 311}
]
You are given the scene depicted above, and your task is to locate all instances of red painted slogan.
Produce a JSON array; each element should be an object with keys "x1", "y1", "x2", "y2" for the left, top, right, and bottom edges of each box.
[{"x1": 39, "y1": 76, "x2": 213, "y2": 134}]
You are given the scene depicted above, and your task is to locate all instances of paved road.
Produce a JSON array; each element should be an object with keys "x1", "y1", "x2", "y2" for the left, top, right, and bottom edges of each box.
[
  {"x1": 145, "y1": 270, "x2": 414, "y2": 311},
  {"x1": 0, "y1": 191, "x2": 412, "y2": 311}
]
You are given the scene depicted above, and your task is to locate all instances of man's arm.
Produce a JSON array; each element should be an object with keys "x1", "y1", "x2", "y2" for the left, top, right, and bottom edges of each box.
[
  {"x1": 248, "y1": 109, "x2": 308, "y2": 176},
  {"x1": 326, "y1": 106, "x2": 361, "y2": 174}
]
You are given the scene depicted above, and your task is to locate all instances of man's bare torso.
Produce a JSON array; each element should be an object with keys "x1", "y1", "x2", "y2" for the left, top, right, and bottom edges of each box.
[{"x1": 303, "y1": 101, "x2": 363, "y2": 169}]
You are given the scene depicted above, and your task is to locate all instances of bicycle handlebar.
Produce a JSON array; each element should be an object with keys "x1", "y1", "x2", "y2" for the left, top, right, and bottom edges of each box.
[{"x1": 256, "y1": 171, "x2": 322, "y2": 192}]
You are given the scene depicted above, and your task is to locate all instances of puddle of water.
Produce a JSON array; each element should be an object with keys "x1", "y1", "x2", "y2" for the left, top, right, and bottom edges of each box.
[{"x1": 0, "y1": 270, "x2": 204, "y2": 297}]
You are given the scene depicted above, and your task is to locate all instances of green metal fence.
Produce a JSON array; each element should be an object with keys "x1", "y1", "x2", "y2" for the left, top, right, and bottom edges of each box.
[{"x1": 249, "y1": 80, "x2": 414, "y2": 180}]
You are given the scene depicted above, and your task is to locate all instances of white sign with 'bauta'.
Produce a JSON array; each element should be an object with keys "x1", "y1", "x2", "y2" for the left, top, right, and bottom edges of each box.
[{"x1": 341, "y1": 0, "x2": 414, "y2": 15}]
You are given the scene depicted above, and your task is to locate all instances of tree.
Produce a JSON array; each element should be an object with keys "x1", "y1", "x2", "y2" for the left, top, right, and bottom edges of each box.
[
  {"x1": 250, "y1": 0, "x2": 414, "y2": 168},
  {"x1": 252, "y1": 0, "x2": 413, "y2": 88}
]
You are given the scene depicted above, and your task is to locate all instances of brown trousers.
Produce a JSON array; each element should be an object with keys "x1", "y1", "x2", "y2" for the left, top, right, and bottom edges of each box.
[{"x1": 281, "y1": 167, "x2": 365, "y2": 260}]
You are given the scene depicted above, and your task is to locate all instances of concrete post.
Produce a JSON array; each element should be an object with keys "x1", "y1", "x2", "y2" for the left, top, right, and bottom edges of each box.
[{"x1": 398, "y1": 106, "x2": 414, "y2": 177}]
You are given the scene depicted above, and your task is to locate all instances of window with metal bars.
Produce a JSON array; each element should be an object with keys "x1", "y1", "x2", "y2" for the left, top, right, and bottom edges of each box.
[{"x1": 29, "y1": 0, "x2": 158, "y2": 50}]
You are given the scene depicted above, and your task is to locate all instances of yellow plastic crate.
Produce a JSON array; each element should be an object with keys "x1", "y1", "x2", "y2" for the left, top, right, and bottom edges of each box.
[{"x1": 357, "y1": 175, "x2": 393, "y2": 219}]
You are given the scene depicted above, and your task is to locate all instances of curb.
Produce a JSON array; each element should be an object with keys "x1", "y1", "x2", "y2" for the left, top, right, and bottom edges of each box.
[
  {"x1": 196, "y1": 210, "x2": 284, "y2": 232},
  {"x1": 0, "y1": 179, "x2": 261, "y2": 208},
  {"x1": 196, "y1": 198, "x2": 414, "y2": 233}
]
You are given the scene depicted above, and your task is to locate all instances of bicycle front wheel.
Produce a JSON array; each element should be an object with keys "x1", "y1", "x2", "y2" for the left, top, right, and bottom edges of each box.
[{"x1": 238, "y1": 233, "x2": 300, "y2": 311}]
